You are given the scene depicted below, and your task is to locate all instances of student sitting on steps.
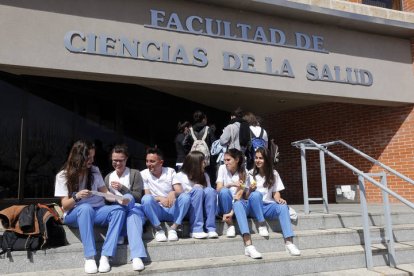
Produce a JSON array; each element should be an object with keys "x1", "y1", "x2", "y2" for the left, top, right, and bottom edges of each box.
[
  {"x1": 104, "y1": 144, "x2": 146, "y2": 271},
  {"x1": 248, "y1": 147, "x2": 301, "y2": 256},
  {"x1": 141, "y1": 148, "x2": 191, "y2": 242},
  {"x1": 54, "y1": 140, "x2": 128, "y2": 274},
  {"x1": 173, "y1": 151, "x2": 218, "y2": 239},
  {"x1": 216, "y1": 148, "x2": 262, "y2": 259}
]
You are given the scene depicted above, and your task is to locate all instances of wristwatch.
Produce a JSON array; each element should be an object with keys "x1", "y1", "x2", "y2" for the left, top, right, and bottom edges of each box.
[{"x1": 72, "y1": 192, "x2": 81, "y2": 202}]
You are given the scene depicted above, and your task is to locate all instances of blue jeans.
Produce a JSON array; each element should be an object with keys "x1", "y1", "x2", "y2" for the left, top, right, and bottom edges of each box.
[
  {"x1": 248, "y1": 191, "x2": 294, "y2": 238},
  {"x1": 141, "y1": 193, "x2": 190, "y2": 227},
  {"x1": 64, "y1": 203, "x2": 125, "y2": 258},
  {"x1": 188, "y1": 187, "x2": 217, "y2": 233}
]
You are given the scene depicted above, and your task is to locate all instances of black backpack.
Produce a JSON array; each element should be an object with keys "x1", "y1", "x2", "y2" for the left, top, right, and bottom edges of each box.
[{"x1": 0, "y1": 203, "x2": 68, "y2": 258}]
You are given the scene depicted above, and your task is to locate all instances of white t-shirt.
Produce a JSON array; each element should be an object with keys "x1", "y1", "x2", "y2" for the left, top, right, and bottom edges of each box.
[
  {"x1": 54, "y1": 165, "x2": 106, "y2": 209},
  {"x1": 248, "y1": 169, "x2": 285, "y2": 203},
  {"x1": 173, "y1": 171, "x2": 211, "y2": 193},
  {"x1": 141, "y1": 167, "x2": 176, "y2": 197},
  {"x1": 108, "y1": 167, "x2": 131, "y2": 196},
  {"x1": 216, "y1": 164, "x2": 250, "y2": 197}
]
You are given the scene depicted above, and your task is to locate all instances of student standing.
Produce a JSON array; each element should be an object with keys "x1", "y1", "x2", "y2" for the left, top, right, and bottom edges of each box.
[
  {"x1": 183, "y1": 111, "x2": 215, "y2": 152},
  {"x1": 174, "y1": 121, "x2": 191, "y2": 171},
  {"x1": 104, "y1": 144, "x2": 146, "y2": 271},
  {"x1": 219, "y1": 107, "x2": 250, "y2": 151},
  {"x1": 249, "y1": 147, "x2": 301, "y2": 256},
  {"x1": 54, "y1": 140, "x2": 127, "y2": 274}
]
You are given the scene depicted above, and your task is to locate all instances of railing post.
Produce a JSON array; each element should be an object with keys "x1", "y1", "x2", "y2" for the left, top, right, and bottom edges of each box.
[
  {"x1": 300, "y1": 143, "x2": 310, "y2": 214},
  {"x1": 358, "y1": 175, "x2": 373, "y2": 270},
  {"x1": 380, "y1": 172, "x2": 396, "y2": 267},
  {"x1": 319, "y1": 150, "x2": 329, "y2": 214}
]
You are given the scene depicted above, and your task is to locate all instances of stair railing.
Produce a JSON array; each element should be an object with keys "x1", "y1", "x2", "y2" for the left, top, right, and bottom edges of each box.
[{"x1": 291, "y1": 138, "x2": 414, "y2": 269}]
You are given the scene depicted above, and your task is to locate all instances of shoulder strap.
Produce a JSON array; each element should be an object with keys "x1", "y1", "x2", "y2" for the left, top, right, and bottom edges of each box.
[
  {"x1": 250, "y1": 129, "x2": 257, "y2": 139},
  {"x1": 37, "y1": 204, "x2": 59, "y2": 222},
  {"x1": 251, "y1": 128, "x2": 264, "y2": 139},
  {"x1": 201, "y1": 126, "x2": 209, "y2": 141},
  {"x1": 189, "y1": 127, "x2": 197, "y2": 140},
  {"x1": 258, "y1": 128, "x2": 264, "y2": 139}
]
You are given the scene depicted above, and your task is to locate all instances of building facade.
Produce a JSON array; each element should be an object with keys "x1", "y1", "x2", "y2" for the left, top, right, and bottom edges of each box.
[{"x1": 0, "y1": 0, "x2": 413, "y2": 205}]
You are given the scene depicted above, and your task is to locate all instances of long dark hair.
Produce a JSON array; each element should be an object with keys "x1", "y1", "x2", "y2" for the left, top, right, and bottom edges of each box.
[
  {"x1": 63, "y1": 140, "x2": 95, "y2": 195},
  {"x1": 252, "y1": 147, "x2": 275, "y2": 189},
  {"x1": 225, "y1": 148, "x2": 246, "y2": 183},
  {"x1": 181, "y1": 151, "x2": 207, "y2": 186}
]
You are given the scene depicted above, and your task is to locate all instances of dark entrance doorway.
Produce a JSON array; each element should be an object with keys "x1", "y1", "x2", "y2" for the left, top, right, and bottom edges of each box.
[{"x1": 0, "y1": 71, "x2": 228, "y2": 206}]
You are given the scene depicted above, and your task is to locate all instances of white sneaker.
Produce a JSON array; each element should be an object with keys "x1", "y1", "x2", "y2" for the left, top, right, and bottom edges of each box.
[
  {"x1": 285, "y1": 243, "x2": 301, "y2": 256},
  {"x1": 258, "y1": 226, "x2": 269, "y2": 237},
  {"x1": 84, "y1": 258, "x2": 98, "y2": 274},
  {"x1": 190, "y1": 232, "x2": 209, "y2": 239},
  {"x1": 117, "y1": 236, "x2": 125, "y2": 245},
  {"x1": 244, "y1": 245, "x2": 262, "y2": 259},
  {"x1": 289, "y1": 207, "x2": 298, "y2": 221},
  {"x1": 155, "y1": 230, "x2": 167, "y2": 242},
  {"x1": 208, "y1": 231, "x2": 219, "y2": 239},
  {"x1": 98, "y1": 255, "x2": 111, "y2": 273},
  {"x1": 168, "y1": 229, "x2": 179, "y2": 241},
  {"x1": 226, "y1": 225, "x2": 236, "y2": 238},
  {"x1": 132, "y1": 257, "x2": 144, "y2": 271}
]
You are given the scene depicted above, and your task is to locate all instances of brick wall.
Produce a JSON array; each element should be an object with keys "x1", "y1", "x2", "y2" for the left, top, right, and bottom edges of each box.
[
  {"x1": 403, "y1": 0, "x2": 414, "y2": 12},
  {"x1": 262, "y1": 103, "x2": 414, "y2": 204}
]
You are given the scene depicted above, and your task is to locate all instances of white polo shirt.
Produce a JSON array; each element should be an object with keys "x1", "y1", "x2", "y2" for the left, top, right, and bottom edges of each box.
[
  {"x1": 141, "y1": 167, "x2": 176, "y2": 197},
  {"x1": 173, "y1": 172, "x2": 211, "y2": 193},
  {"x1": 248, "y1": 169, "x2": 285, "y2": 203},
  {"x1": 108, "y1": 167, "x2": 131, "y2": 196},
  {"x1": 54, "y1": 165, "x2": 105, "y2": 209},
  {"x1": 216, "y1": 164, "x2": 250, "y2": 197}
]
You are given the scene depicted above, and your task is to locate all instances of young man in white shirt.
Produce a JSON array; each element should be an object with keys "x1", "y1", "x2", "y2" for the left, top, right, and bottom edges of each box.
[{"x1": 141, "y1": 148, "x2": 191, "y2": 242}]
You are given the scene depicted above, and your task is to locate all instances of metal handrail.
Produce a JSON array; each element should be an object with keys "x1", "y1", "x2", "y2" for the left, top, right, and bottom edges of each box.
[
  {"x1": 322, "y1": 140, "x2": 414, "y2": 187},
  {"x1": 292, "y1": 138, "x2": 414, "y2": 270},
  {"x1": 291, "y1": 139, "x2": 414, "y2": 209}
]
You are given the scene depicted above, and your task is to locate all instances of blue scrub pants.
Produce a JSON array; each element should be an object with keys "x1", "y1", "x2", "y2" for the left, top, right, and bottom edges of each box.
[
  {"x1": 141, "y1": 193, "x2": 190, "y2": 227},
  {"x1": 64, "y1": 203, "x2": 125, "y2": 258},
  {"x1": 120, "y1": 194, "x2": 147, "y2": 259},
  {"x1": 218, "y1": 188, "x2": 263, "y2": 235},
  {"x1": 188, "y1": 187, "x2": 217, "y2": 233},
  {"x1": 248, "y1": 191, "x2": 294, "y2": 238}
]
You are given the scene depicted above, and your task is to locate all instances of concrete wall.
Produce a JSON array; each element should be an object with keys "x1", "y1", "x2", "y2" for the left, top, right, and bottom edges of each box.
[{"x1": 0, "y1": 0, "x2": 413, "y2": 105}]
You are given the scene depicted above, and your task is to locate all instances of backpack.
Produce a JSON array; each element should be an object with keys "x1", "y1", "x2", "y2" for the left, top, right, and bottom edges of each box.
[
  {"x1": 246, "y1": 128, "x2": 266, "y2": 164},
  {"x1": 0, "y1": 203, "x2": 68, "y2": 258},
  {"x1": 250, "y1": 128, "x2": 266, "y2": 152},
  {"x1": 190, "y1": 126, "x2": 210, "y2": 166}
]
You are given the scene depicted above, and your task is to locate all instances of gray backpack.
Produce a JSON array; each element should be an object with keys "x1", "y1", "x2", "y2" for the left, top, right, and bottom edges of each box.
[{"x1": 190, "y1": 126, "x2": 210, "y2": 166}]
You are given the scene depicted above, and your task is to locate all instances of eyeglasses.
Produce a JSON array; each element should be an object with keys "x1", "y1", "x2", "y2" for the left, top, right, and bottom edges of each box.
[{"x1": 112, "y1": 159, "x2": 126, "y2": 163}]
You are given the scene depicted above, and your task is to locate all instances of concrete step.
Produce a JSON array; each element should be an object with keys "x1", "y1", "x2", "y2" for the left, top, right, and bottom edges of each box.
[
  {"x1": 64, "y1": 208, "x2": 414, "y2": 244},
  {"x1": 299, "y1": 263, "x2": 414, "y2": 275},
  {"x1": 2, "y1": 224, "x2": 414, "y2": 274},
  {"x1": 2, "y1": 204, "x2": 413, "y2": 275},
  {"x1": 3, "y1": 242, "x2": 414, "y2": 276}
]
